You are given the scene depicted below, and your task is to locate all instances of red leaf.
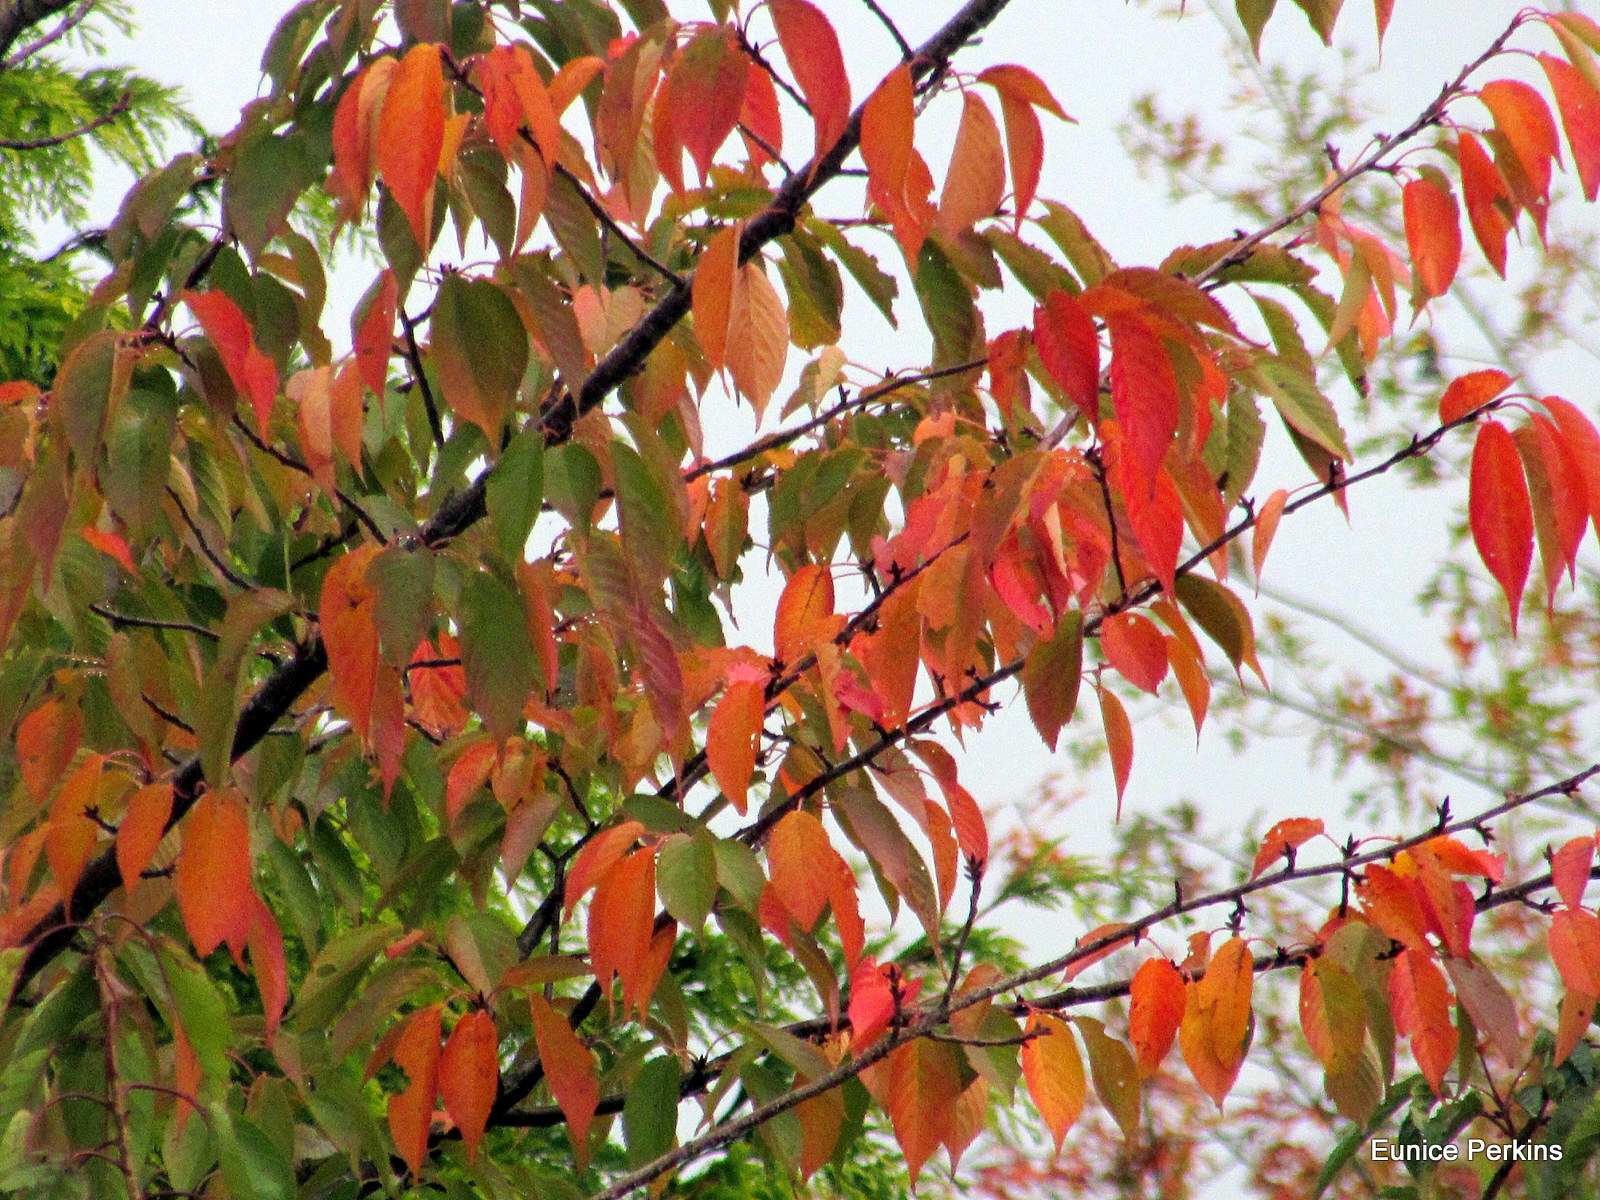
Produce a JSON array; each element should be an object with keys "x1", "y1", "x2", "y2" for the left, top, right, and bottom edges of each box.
[
  {"x1": 80, "y1": 526, "x2": 137, "y2": 574},
  {"x1": 176, "y1": 789, "x2": 254, "y2": 959},
  {"x1": 1539, "y1": 53, "x2": 1600, "y2": 202},
  {"x1": 183, "y1": 289, "x2": 280, "y2": 435},
  {"x1": 769, "y1": 0, "x2": 850, "y2": 164},
  {"x1": 441, "y1": 1011, "x2": 498, "y2": 1163},
  {"x1": 320, "y1": 545, "x2": 407, "y2": 794},
  {"x1": 1458, "y1": 133, "x2": 1512, "y2": 277},
  {"x1": 912, "y1": 741, "x2": 989, "y2": 870},
  {"x1": 669, "y1": 26, "x2": 748, "y2": 182},
  {"x1": 1062, "y1": 922, "x2": 1133, "y2": 981},
  {"x1": 1098, "y1": 684, "x2": 1133, "y2": 816},
  {"x1": 1553, "y1": 837, "x2": 1598, "y2": 911},
  {"x1": 116, "y1": 782, "x2": 173, "y2": 898},
  {"x1": 529, "y1": 994, "x2": 599, "y2": 1164},
  {"x1": 376, "y1": 43, "x2": 445, "y2": 249},
  {"x1": 1250, "y1": 817, "x2": 1325, "y2": 880},
  {"x1": 248, "y1": 895, "x2": 287, "y2": 1046},
  {"x1": 1514, "y1": 415, "x2": 1588, "y2": 604},
  {"x1": 706, "y1": 677, "x2": 764, "y2": 814},
  {"x1": 1538, "y1": 394, "x2": 1600, "y2": 543},
  {"x1": 1389, "y1": 948, "x2": 1457, "y2": 1094},
  {"x1": 1021, "y1": 1012, "x2": 1086, "y2": 1153},
  {"x1": 1550, "y1": 908, "x2": 1600, "y2": 998},
  {"x1": 975, "y1": 64, "x2": 1069, "y2": 121},
  {"x1": 16, "y1": 695, "x2": 82, "y2": 804},
  {"x1": 1033, "y1": 290, "x2": 1100, "y2": 421},
  {"x1": 354, "y1": 269, "x2": 398, "y2": 398},
  {"x1": 1479, "y1": 79, "x2": 1561, "y2": 201},
  {"x1": 1469, "y1": 420, "x2": 1534, "y2": 634},
  {"x1": 848, "y1": 957, "x2": 896, "y2": 1048},
  {"x1": 387, "y1": 1004, "x2": 442, "y2": 1180},
  {"x1": 1099, "y1": 612, "x2": 1168, "y2": 695},
  {"x1": 1128, "y1": 957, "x2": 1185, "y2": 1076},
  {"x1": 1107, "y1": 313, "x2": 1180, "y2": 496},
  {"x1": 46, "y1": 755, "x2": 104, "y2": 901},
  {"x1": 994, "y1": 90, "x2": 1044, "y2": 230},
  {"x1": 1402, "y1": 177, "x2": 1462, "y2": 300},
  {"x1": 738, "y1": 58, "x2": 782, "y2": 166},
  {"x1": 1438, "y1": 369, "x2": 1512, "y2": 424}
]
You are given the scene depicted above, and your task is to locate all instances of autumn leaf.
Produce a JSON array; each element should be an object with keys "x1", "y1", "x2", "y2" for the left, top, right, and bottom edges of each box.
[
  {"x1": 1552, "y1": 835, "x2": 1597, "y2": 910},
  {"x1": 706, "y1": 676, "x2": 765, "y2": 814},
  {"x1": 1458, "y1": 132, "x2": 1512, "y2": 277},
  {"x1": 376, "y1": 43, "x2": 444, "y2": 248},
  {"x1": 116, "y1": 782, "x2": 173, "y2": 897},
  {"x1": 1021, "y1": 1011, "x2": 1087, "y2": 1152},
  {"x1": 1390, "y1": 948, "x2": 1457, "y2": 1094},
  {"x1": 936, "y1": 92, "x2": 1005, "y2": 236},
  {"x1": 1538, "y1": 52, "x2": 1600, "y2": 202},
  {"x1": 1128, "y1": 957, "x2": 1185, "y2": 1076},
  {"x1": 183, "y1": 289, "x2": 279, "y2": 435},
  {"x1": 1402, "y1": 175, "x2": 1462, "y2": 301},
  {"x1": 1179, "y1": 936, "x2": 1253, "y2": 1107},
  {"x1": 387, "y1": 1004, "x2": 442, "y2": 1179},
  {"x1": 669, "y1": 25, "x2": 748, "y2": 182},
  {"x1": 1438, "y1": 369, "x2": 1512, "y2": 424},
  {"x1": 769, "y1": 0, "x2": 851, "y2": 165},
  {"x1": 1097, "y1": 684, "x2": 1133, "y2": 815},
  {"x1": 588, "y1": 845, "x2": 658, "y2": 1016},
  {"x1": 1469, "y1": 419, "x2": 1534, "y2": 634},
  {"x1": 884, "y1": 1037, "x2": 961, "y2": 1182},
  {"x1": 1099, "y1": 611, "x2": 1168, "y2": 695},
  {"x1": 1250, "y1": 816, "x2": 1325, "y2": 879},
  {"x1": 1033, "y1": 290, "x2": 1100, "y2": 420},
  {"x1": 176, "y1": 788, "x2": 254, "y2": 958},
  {"x1": 529, "y1": 994, "x2": 599, "y2": 1163},
  {"x1": 441, "y1": 1011, "x2": 498, "y2": 1163}
]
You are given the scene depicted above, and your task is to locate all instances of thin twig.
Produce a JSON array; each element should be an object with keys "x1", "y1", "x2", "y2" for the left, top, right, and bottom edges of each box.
[
  {"x1": 165, "y1": 487, "x2": 250, "y2": 590},
  {"x1": 553, "y1": 162, "x2": 683, "y2": 287},
  {"x1": 398, "y1": 307, "x2": 445, "y2": 449},
  {"x1": 0, "y1": 0, "x2": 95, "y2": 69},
  {"x1": 0, "y1": 89, "x2": 129, "y2": 149},
  {"x1": 88, "y1": 604, "x2": 219, "y2": 641},
  {"x1": 230, "y1": 416, "x2": 388, "y2": 543},
  {"x1": 860, "y1": 0, "x2": 915, "y2": 60}
]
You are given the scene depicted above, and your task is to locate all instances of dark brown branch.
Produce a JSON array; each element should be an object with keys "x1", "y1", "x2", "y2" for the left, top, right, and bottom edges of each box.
[
  {"x1": 860, "y1": 0, "x2": 915, "y2": 61},
  {"x1": 397, "y1": 308, "x2": 445, "y2": 449},
  {"x1": 0, "y1": 0, "x2": 85, "y2": 61},
  {"x1": 165, "y1": 487, "x2": 251, "y2": 590},
  {"x1": 229, "y1": 416, "x2": 387, "y2": 543},
  {"x1": 88, "y1": 604, "x2": 219, "y2": 642},
  {"x1": 0, "y1": 89, "x2": 128, "y2": 149}
]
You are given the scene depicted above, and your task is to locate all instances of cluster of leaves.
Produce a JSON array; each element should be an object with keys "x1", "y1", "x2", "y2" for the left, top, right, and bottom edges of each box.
[{"x1": 5, "y1": 0, "x2": 1600, "y2": 1198}]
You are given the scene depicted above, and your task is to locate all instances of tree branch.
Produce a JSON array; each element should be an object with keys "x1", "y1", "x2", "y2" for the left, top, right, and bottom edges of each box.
[{"x1": 0, "y1": 89, "x2": 128, "y2": 149}]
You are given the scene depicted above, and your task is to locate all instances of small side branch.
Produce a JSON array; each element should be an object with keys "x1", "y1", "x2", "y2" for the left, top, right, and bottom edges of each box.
[{"x1": 0, "y1": 90, "x2": 128, "y2": 149}]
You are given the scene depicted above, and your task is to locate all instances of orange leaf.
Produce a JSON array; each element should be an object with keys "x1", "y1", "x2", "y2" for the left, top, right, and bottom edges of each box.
[
  {"x1": 376, "y1": 43, "x2": 445, "y2": 248},
  {"x1": 1438, "y1": 369, "x2": 1512, "y2": 424},
  {"x1": 706, "y1": 677, "x2": 764, "y2": 814},
  {"x1": 563, "y1": 819, "x2": 644, "y2": 917},
  {"x1": 1099, "y1": 612, "x2": 1168, "y2": 695},
  {"x1": 588, "y1": 845, "x2": 657, "y2": 1015},
  {"x1": 1469, "y1": 420, "x2": 1534, "y2": 634},
  {"x1": 1458, "y1": 132, "x2": 1512, "y2": 277},
  {"x1": 669, "y1": 25, "x2": 748, "y2": 181},
  {"x1": 1549, "y1": 908, "x2": 1600, "y2": 998},
  {"x1": 1389, "y1": 948, "x2": 1457, "y2": 1094},
  {"x1": 1033, "y1": 290, "x2": 1100, "y2": 421},
  {"x1": 884, "y1": 1037, "x2": 961, "y2": 1182},
  {"x1": 739, "y1": 58, "x2": 782, "y2": 166},
  {"x1": 1359, "y1": 864, "x2": 1433, "y2": 956},
  {"x1": 860, "y1": 63, "x2": 930, "y2": 262},
  {"x1": 387, "y1": 1004, "x2": 442, "y2": 1180},
  {"x1": 1557, "y1": 988, "x2": 1596, "y2": 1065},
  {"x1": 16, "y1": 695, "x2": 82, "y2": 804},
  {"x1": 248, "y1": 895, "x2": 288, "y2": 1046},
  {"x1": 441, "y1": 1011, "x2": 498, "y2": 1163},
  {"x1": 1097, "y1": 684, "x2": 1133, "y2": 816},
  {"x1": 80, "y1": 526, "x2": 137, "y2": 574},
  {"x1": 769, "y1": 0, "x2": 850, "y2": 165},
  {"x1": 411, "y1": 637, "x2": 469, "y2": 741},
  {"x1": 936, "y1": 91, "x2": 1005, "y2": 236},
  {"x1": 1553, "y1": 835, "x2": 1597, "y2": 910},
  {"x1": 1251, "y1": 487, "x2": 1289, "y2": 584},
  {"x1": 1539, "y1": 53, "x2": 1600, "y2": 202},
  {"x1": 1128, "y1": 958, "x2": 1185, "y2": 1076},
  {"x1": 529, "y1": 994, "x2": 599, "y2": 1164},
  {"x1": 548, "y1": 56, "x2": 604, "y2": 116},
  {"x1": 320, "y1": 545, "x2": 407, "y2": 793},
  {"x1": 176, "y1": 789, "x2": 254, "y2": 958},
  {"x1": 46, "y1": 754, "x2": 105, "y2": 900},
  {"x1": 1021, "y1": 1011, "x2": 1087, "y2": 1153},
  {"x1": 173, "y1": 1022, "x2": 200, "y2": 1131},
  {"x1": 1178, "y1": 936, "x2": 1253, "y2": 1108},
  {"x1": 1402, "y1": 176, "x2": 1462, "y2": 301},
  {"x1": 692, "y1": 225, "x2": 739, "y2": 371},
  {"x1": 1479, "y1": 79, "x2": 1560, "y2": 201},
  {"x1": 912, "y1": 740, "x2": 989, "y2": 869},
  {"x1": 975, "y1": 64, "x2": 1069, "y2": 121},
  {"x1": 774, "y1": 563, "x2": 835, "y2": 662},
  {"x1": 1062, "y1": 922, "x2": 1132, "y2": 981},
  {"x1": 183, "y1": 289, "x2": 279, "y2": 435},
  {"x1": 764, "y1": 809, "x2": 836, "y2": 934},
  {"x1": 116, "y1": 783, "x2": 173, "y2": 897},
  {"x1": 725, "y1": 260, "x2": 789, "y2": 420},
  {"x1": 1250, "y1": 817, "x2": 1325, "y2": 880}
]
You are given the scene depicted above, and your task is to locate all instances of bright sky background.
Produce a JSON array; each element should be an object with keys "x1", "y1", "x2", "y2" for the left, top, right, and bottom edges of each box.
[{"x1": 65, "y1": 0, "x2": 1600, "y2": 932}]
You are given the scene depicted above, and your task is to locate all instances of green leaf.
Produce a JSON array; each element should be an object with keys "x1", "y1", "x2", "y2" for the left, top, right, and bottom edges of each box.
[
  {"x1": 459, "y1": 570, "x2": 538, "y2": 740},
  {"x1": 657, "y1": 831, "x2": 718, "y2": 930},
  {"x1": 223, "y1": 132, "x2": 314, "y2": 259},
  {"x1": 1036, "y1": 201, "x2": 1116, "y2": 287},
  {"x1": 612, "y1": 439, "x2": 680, "y2": 586},
  {"x1": 487, "y1": 425, "x2": 546, "y2": 565},
  {"x1": 810, "y1": 219, "x2": 898, "y2": 327},
  {"x1": 915, "y1": 240, "x2": 980, "y2": 371},
  {"x1": 432, "y1": 272, "x2": 529, "y2": 443},
  {"x1": 1314, "y1": 1081, "x2": 1412, "y2": 1197},
  {"x1": 216, "y1": 1112, "x2": 295, "y2": 1200},
  {"x1": 194, "y1": 589, "x2": 294, "y2": 788},
  {"x1": 1236, "y1": 0, "x2": 1277, "y2": 56},
  {"x1": 1288, "y1": 0, "x2": 1344, "y2": 45},
  {"x1": 1250, "y1": 357, "x2": 1351, "y2": 462},
  {"x1": 368, "y1": 544, "x2": 434, "y2": 670},
  {"x1": 1021, "y1": 612, "x2": 1083, "y2": 752},
  {"x1": 623, "y1": 1055, "x2": 681, "y2": 1168}
]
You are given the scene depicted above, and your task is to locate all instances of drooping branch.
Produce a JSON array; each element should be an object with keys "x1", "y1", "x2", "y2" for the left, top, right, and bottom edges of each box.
[
  {"x1": 0, "y1": 89, "x2": 128, "y2": 149},
  {"x1": 10, "y1": 0, "x2": 1023, "y2": 1008}
]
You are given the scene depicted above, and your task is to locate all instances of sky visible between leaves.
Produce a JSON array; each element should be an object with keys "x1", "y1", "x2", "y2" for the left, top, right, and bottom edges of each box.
[{"x1": 49, "y1": 0, "x2": 1600, "y2": 934}]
